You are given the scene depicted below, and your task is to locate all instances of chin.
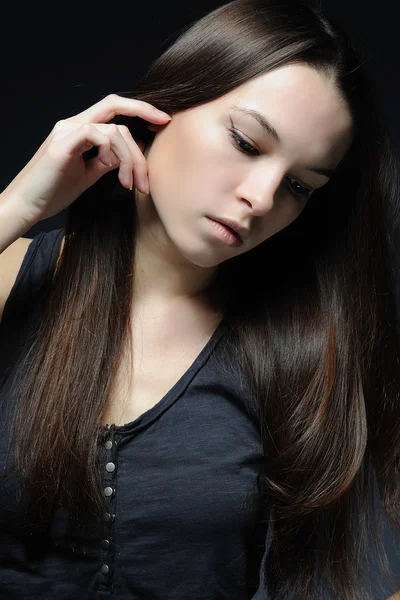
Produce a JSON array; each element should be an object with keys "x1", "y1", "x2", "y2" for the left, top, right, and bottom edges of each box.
[
  {"x1": 181, "y1": 251, "x2": 222, "y2": 269},
  {"x1": 171, "y1": 239, "x2": 217, "y2": 267},
  {"x1": 178, "y1": 242, "x2": 239, "y2": 269}
]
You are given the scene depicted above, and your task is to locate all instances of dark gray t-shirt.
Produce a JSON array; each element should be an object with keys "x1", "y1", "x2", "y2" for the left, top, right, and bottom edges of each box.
[{"x1": 0, "y1": 229, "x2": 270, "y2": 599}]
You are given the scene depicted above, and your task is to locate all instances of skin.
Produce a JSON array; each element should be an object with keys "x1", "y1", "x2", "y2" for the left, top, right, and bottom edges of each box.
[{"x1": 132, "y1": 63, "x2": 353, "y2": 308}]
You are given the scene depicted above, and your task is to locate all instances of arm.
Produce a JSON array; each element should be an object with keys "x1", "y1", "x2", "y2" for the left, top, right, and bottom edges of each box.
[{"x1": 0, "y1": 193, "x2": 33, "y2": 254}]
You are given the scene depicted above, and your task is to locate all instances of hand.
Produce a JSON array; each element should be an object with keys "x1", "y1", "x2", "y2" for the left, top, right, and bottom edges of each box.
[{"x1": 1, "y1": 94, "x2": 172, "y2": 229}]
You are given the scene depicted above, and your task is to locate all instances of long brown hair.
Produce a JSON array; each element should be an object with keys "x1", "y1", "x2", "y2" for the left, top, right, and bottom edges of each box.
[{"x1": 3, "y1": 0, "x2": 400, "y2": 597}]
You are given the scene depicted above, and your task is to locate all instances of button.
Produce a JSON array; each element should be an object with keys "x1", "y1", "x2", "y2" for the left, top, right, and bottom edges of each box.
[
  {"x1": 102, "y1": 512, "x2": 115, "y2": 523},
  {"x1": 102, "y1": 539, "x2": 111, "y2": 550},
  {"x1": 101, "y1": 564, "x2": 109, "y2": 575},
  {"x1": 106, "y1": 462, "x2": 116, "y2": 473},
  {"x1": 104, "y1": 486, "x2": 114, "y2": 497},
  {"x1": 104, "y1": 440, "x2": 113, "y2": 450}
]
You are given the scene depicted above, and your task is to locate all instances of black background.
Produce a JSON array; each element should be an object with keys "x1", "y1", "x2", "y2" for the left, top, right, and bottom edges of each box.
[
  {"x1": 0, "y1": 1, "x2": 399, "y2": 238},
  {"x1": 0, "y1": 1, "x2": 399, "y2": 593}
]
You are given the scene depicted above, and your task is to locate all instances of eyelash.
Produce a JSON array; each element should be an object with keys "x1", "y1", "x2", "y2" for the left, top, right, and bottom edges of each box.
[{"x1": 228, "y1": 129, "x2": 314, "y2": 199}]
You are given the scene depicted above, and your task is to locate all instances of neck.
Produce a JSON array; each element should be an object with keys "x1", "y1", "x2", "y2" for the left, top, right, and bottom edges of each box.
[{"x1": 132, "y1": 190, "x2": 224, "y2": 313}]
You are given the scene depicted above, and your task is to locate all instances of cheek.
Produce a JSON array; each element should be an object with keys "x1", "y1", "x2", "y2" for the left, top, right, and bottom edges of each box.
[
  {"x1": 252, "y1": 202, "x2": 305, "y2": 247},
  {"x1": 274, "y1": 194, "x2": 307, "y2": 229},
  {"x1": 145, "y1": 138, "x2": 185, "y2": 209},
  {"x1": 279, "y1": 206, "x2": 304, "y2": 230},
  {"x1": 146, "y1": 128, "x2": 197, "y2": 193},
  {"x1": 146, "y1": 134, "x2": 176, "y2": 183},
  {"x1": 148, "y1": 123, "x2": 230, "y2": 199}
]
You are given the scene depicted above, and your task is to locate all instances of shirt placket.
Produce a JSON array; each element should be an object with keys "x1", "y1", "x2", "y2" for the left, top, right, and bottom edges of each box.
[{"x1": 98, "y1": 424, "x2": 118, "y2": 593}]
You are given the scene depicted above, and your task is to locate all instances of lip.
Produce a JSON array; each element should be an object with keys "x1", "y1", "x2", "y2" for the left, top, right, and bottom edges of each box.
[
  {"x1": 206, "y1": 217, "x2": 242, "y2": 247},
  {"x1": 207, "y1": 216, "x2": 249, "y2": 243}
]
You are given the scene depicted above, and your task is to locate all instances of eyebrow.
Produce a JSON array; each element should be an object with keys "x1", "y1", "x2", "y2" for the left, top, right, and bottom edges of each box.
[{"x1": 230, "y1": 106, "x2": 335, "y2": 178}]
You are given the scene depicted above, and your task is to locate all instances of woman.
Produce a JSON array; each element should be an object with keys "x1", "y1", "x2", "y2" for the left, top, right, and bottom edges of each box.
[{"x1": 0, "y1": 0, "x2": 399, "y2": 598}]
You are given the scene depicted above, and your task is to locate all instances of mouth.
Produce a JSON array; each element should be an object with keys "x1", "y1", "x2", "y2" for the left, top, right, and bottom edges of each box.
[
  {"x1": 207, "y1": 214, "x2": 250, "y2": 244},
  {"x1": 206, "y1": 217, "x2": 243, "y2": 247},
  {"x1": 223, "y1": 225, "x2": 242, "y2": 243},
  {"x1": 210, "y1": 219, "x2": 243, "y2": 243}
]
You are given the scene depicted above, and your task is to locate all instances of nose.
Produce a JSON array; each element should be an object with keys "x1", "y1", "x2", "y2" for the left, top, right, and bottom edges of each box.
[{"x1": 236, "y1": 168, "x2": 282, "y2": 217}]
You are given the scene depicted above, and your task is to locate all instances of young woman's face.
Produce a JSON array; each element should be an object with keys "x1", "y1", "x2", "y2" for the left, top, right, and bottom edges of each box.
[{"x1": 139, "y1": 63, "x2": 353, "y2": 268}]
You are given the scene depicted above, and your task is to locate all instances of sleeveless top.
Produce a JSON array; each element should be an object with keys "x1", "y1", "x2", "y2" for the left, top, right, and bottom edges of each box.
[{"x1": 0, "y1": 229, "x2": 272, "y2": 599}]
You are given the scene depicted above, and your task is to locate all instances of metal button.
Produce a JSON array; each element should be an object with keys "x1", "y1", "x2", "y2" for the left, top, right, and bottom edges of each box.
[
  {"x1": 103, "y1": 486, "x2": 114, "y2": 497},
  {"x1": 101, "y1": 564, "x2": 109, "y2": 575},
  {"x1": 102, "y1": 539, "x2": 111, "y2": 550},
  {"x1": 106, "y1": 462, "x2": 116, "y2": 473},
  {"x1": 104, "y1": 440, "x2": 113, "y2": 450},
  {"x1": 102, "y1": 512, "x2": 115, "y2": 523}
]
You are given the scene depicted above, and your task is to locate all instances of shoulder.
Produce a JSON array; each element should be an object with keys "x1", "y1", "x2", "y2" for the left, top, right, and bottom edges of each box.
[
  {"x1": 0, "y1": 237, "x2": 33, "y2": 321},
  {"x1": 0, "y1": 232, "x2": 65, "y2": 322}
]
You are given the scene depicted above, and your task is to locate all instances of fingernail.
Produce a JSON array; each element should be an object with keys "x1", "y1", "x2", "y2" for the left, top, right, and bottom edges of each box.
[{"x1": 156, "y1": 110, "x2": 172, "y2": 120}]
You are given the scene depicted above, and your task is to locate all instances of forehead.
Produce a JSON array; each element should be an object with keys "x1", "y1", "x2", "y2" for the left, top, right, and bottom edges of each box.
[{"x1": 211, "y1": 63, "x2": 353, "y2": 167}]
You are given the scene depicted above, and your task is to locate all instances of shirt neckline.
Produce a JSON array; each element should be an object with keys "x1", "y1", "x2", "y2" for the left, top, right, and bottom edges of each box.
[{"x1": 98, "y1": 313, "x2": 228, "y2": 438}]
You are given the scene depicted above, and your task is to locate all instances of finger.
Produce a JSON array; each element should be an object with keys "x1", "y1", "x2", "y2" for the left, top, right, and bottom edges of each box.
[
  {"x1": 60, "y1": 123, "x2": 111, "y2": 161},
  {"x1": 55, "y1": 123, "x2": 113, "y2": 188},
  {"x1": 90, "y1": 123, "x2": 136, "y2": 189},
  {"x1": 115, "y1": 126, "x2": 149, "y2": 194},
  {"x1": 66, "y1": 94, "x2": 172, "y2": 127},
  {"x1": 136, "y1": 139, "x2": 146, "y2": 153}
]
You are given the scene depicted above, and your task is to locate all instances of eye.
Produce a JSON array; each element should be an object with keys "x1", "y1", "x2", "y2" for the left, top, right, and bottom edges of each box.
[
  {"x1": 228, "y1": 129, "x2": 258, "y2": 156},
  {"x1": 228, "y1": 127, "x2": 314, "y2": 199},
  {"x1": 286, "y1": 177, "x2": 314, "y2": 199}
]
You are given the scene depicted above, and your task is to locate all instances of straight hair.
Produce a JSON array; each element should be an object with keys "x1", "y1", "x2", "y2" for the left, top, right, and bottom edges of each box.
[{"x1": 3, "y1": 0, "x2": 400, "y2": 597}]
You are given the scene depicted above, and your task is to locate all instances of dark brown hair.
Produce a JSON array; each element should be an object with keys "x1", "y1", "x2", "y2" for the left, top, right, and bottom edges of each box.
[{"x1": 4, "y1": 0, "x2": 400, "y2": 597}]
